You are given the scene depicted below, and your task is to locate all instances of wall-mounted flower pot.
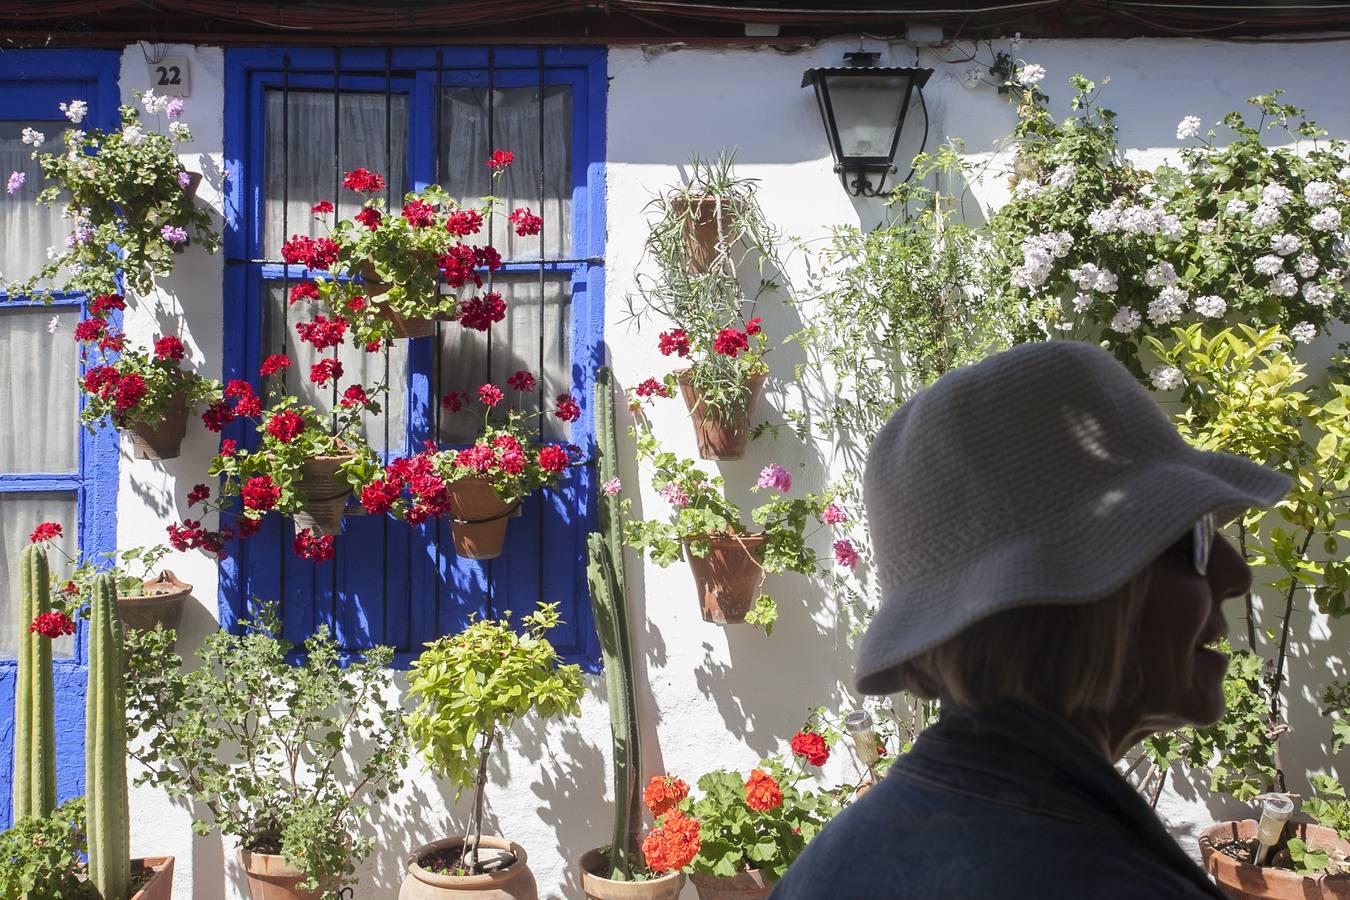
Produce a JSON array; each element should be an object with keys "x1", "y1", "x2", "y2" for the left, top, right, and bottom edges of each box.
[
  {"x1": 358, "y1": 260, "x2": 437, "y2": 339},
  {"x1": 672, "y1": 195, "x2": 735, "y2": 275},
  {"x1": 684, "y1": 532, "x2": 766, "y2": 625},
  {"x1": 241, "y1": 850, "x2": 335, "y2": 900},
  {"x1": 119, "y1": 570, "x2": 192, "y2": 634},
  {"x1": 1200, "y1": 820, "x2": 1350, "y2": 898},
  {"x1": 579, "y1": 848, "x2": 685, "y2": 900},
  {"x1": 124, "y1": 394, "x2": 189, "y2": 460},
  {"x1": 292, "y1": 453, "x2": 355, "y2": 536},
  {"x1": 447, "y1": 476, "x2": 517, "y2": 560},
  {"x1": 131, "y1": 856, "x2": 175, "y2": 900},
  {"x1": 689, "y1": 870, "x2": 771, "y2": 900},
  {"x1": 400, "y1": 836, "x2": 538, "y2": 899},
  {"x1": 676, "y1": 370, "x2": 765, "y2": 461}
]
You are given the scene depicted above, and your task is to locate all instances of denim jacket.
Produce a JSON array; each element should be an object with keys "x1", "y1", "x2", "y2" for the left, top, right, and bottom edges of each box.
[{"x1": 770, "y1": 701, "x2": 1225, "y2": 899}]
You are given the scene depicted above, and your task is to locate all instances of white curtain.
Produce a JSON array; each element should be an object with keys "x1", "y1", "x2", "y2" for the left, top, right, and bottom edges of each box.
[
  {"x1": 0, "y1": 307, "x2": 79, "y2": 473},
  {"x1": 437, "y1": 274, "x2": 571, "y2": 443},
  {"x1": 0, "y1": 121, "x2": 69, "y2": 288},
  {"x1": 263, "y1": 91, "x2": 409, "y2": 256},
  {"x1": 0, "y1": 493, "x2": 76, "y2": 659},
  {"x1": 440, "y1": 86, "x2": 572, "y2": 261}
]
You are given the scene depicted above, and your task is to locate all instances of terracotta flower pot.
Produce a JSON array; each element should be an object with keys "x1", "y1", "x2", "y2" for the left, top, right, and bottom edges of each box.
[
  {"x1": 241, "y1": 850, "x2": 336, "y2": 900},
  {"x1": 578, "y1": 847, "x2": 686, "y2": 900},
  {"x1": 676, "y1": 370, "x2": 765, "y2": 461},
  {"x1": 689, "y1": 870, "x2": 772, "y2": 900},
  {"x1": 1200, "y1": 820, "x2": 1350, "y2": 898},
  {"x1": 125, "y1": 394, "x2": 190, "y2": 460},
  {"x1": 132, "y1": 856, "x2": 175, "y2": 900},
  {"x1": 448, "y1": 476, "x2": 517, "y2": 560},
  {"x1": 357, "y1": 260, "x2": 437, "y2": 339},
  {"x1": 399, "y1": 836, "x2": 538, "y2": 899},
  {"x1": 684, "y1": 533, "x2": 766, "y2": 625},
  {"x1": 119, "y1": 570, "x2": 192, "y2": 634},
  {"x1": 672, "y1": 195, "x2": 736, "y2": 275},
  {"x1": 292, "y1": 454, "x2": 355, "y2": 536}
]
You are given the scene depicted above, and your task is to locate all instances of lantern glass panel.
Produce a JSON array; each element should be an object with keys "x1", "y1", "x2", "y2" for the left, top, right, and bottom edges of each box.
[{"x1": 824, "y1": 72, "x2": 909, "y2": 161}]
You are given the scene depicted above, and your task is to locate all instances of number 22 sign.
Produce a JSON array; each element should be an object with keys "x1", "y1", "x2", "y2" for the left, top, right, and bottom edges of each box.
[{"x1": 148, "y1": 56, "x2": 190, "y2": 98}]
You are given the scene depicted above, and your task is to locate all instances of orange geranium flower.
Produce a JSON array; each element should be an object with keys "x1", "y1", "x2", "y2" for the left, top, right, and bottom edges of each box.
[
  {"x1": 643, "y1": 774, "x2": 690, "y2": 816},
  {"x1": 743, "y1": 769, "x2": 783, "y2": 812},
  {"x1": 641, "y1": 811, "x2": 702, "y2": 873}
]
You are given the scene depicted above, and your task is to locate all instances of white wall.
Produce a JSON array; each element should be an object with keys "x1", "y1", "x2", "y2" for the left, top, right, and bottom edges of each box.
[{"x1": 109, "y1": 36, "x2": 1350, "y2": 899}]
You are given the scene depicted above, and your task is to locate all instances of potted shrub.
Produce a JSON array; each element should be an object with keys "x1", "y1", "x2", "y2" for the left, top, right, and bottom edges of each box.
[
  {"x1": 286, "y1": 162, "x2": 524, "y2": 343},
  {"x1": 44, "y1": 541, "x2": 193, "y2": 634},
  {"x1": 621, "y1": 427, "x2": 856, "y2": 633},
  {"x1": 75, "y1": 318, "x2": 222, "y2": 460},
  {"x1": 401, "y1": 602, "x2": 584, "y2": 899},
  {"x1": 0, "y1": 798, "x2": 95, "y2": 899},
  {"x1": 124, "y1": 603, "x2": 407, "y2": 900},
  {"x1": 4, "y1": 90, "x2": 218, "y2": 300}
]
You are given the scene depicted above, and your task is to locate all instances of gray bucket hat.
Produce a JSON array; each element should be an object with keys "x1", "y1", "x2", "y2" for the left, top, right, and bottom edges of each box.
[{"x1": 856, "y1": 340, "x2": 1291, "y2": 696}]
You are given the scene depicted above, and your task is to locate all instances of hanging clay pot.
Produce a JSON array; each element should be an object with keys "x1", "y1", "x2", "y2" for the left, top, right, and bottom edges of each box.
[
  {"x1": 241, "y1": 850, "x2": 338, "y2": 900},
  {"x1": 447, "y1": 476, "x2": 518, "y2": 560},
  {"x1": 689, "y1": 870, "x2": 772, "y2": 900},
  {"x1": 358, "y1": 260, "x2": 436, "y2": 339},
  {"x1": 124, "y1": 394, "x2": 190, "y2": 460},
  {"x1": 118, "y1": 570, "x2": 192, "y2": 634},
  {"x1": 579, "y1": 848, "x2": 685, "y2": 900},
  {"x1": 130, "y1": 856, "x2": 175, "y2": 900},
  {"x1": 291, "y1": 454, "x2": 355, "y2": 536},
  {"x1": 684, "y1": 532, "x2": 766, "y2": 625},
  {"x1": 676, "y1": 370, "x2": 766, "y2": 461},
  {"x1": 671, "y1": 195, "x2": 736, "y2": 275},
  {"x1": 400, "y1": 836, "x2": 538, "y2": 900}
]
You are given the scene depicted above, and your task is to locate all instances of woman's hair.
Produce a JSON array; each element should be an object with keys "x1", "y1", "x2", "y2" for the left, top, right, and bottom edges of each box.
[{"x1": 895, "y1": 572, "x2": 1151, "y2": 719}]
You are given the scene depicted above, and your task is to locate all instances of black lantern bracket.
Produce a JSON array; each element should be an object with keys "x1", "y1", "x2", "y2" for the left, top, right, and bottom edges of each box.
[{"x1": 802, "y1": 52, "x2": 934, "y2": 198}]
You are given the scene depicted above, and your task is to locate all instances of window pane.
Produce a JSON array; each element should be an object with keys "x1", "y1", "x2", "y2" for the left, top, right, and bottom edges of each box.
[
  {"x1": 0, "y1": 121, "x2": 70, "y2": 286},
  {"x1": 0, "y1": 307, "x2": 79, "y2": 473},
  {"x1": 0, "y1": 493, "x2": 77, "y2": 659},
  {"x1": 264, "y1": 90, "x2": 409, "y2": 255},
  {"x1": 440, "y1": 86, "x2": 572, "y2": 260},
  {"x1": 436, "y1": 273, "x2": 571, "y2": 443},
  {"x1": 263, "y1": 282, "x2": 409, "y2": 451}
]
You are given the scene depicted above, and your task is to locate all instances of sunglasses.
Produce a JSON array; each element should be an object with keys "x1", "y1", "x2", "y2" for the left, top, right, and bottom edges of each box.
[{"x1": 1180, "y1": 512, "x2": 1218, "y2": 577}]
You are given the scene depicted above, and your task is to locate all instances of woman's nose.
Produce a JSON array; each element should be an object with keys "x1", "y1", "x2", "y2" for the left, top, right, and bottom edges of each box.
[{"x1": 1209, "y1": 534, "x2": 1253, "y2": 603}]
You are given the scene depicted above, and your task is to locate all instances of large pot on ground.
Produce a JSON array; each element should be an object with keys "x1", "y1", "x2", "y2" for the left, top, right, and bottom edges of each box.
[
  {"x1": 676, "y1": 370, "x2": 765, "y2": 461},
  {"x1": 400, "y1": 836, "x2": 537, "y2": 899},
  {"x1": 578, "y1": 847, "x2": 685, "y2": 900},
  {"x1": 447, "y1": 476, "x2": 517, "y2": 560},
  {"x1": 241, "y1": 850, "x2": 335, "y2": 900},
  {"x1": 119, "y1": 570, "x2": 192, "y2": 634},
  {"x1": 358, "y1": 260, "x2": 437, "y2": 339},
  {"x1": 671, "y1": 195, "x2": 735, "y2": 274},
  {"x1": 131, "y1": 856, "x2": 175, "y2": 900},
  {"x1": 124, "y1": 394, "x2": 189, "y2": 460},
  {"x1": 688, "y1": 870, "x2": 771, "y2": 900},
  {"x1": 684, "y1": 533, "x2": 766, "y2": 625},
  {"x1": 292, "y1": 454, "x2": 355, "y2": 537},
  {"x1": 1200, "y1": 819, "x2": 1350, "y2": 898}
]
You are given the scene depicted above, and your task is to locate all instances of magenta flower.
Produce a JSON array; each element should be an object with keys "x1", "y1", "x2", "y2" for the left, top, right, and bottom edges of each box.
[
  {"x1": 659, "y1": 482, "x2": 690, "y2": 508},
  {"x1": 6, "y1": 170, "x2": 25, "y2": 195},
  {"x1": 833, "y1": 539, "x2": 860, "y2": 569},
  {"x1": 756, "y1": 464, "x2": 792, "y2": 493},
  {"x1": 166, "y1": 97, "x2": 185, "y2": 120},
  {"x1": 161, "y1": 224, "x2": 188, "y2": 244},
  {"x1": 821, "y1": 502, "x2": 848, "y2": 525},
  {"x1": 177, "y1": 171, "x2": 192, "y2": 188},
  {"x1": 601, "y1": 477, "x2": 622, "y2": 496}
]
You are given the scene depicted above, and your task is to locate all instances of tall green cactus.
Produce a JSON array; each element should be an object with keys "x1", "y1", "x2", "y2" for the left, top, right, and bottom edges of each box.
[
  {"x1": 13, "y1": 542, "x2": 57, "y2": 822},
  {"x1": 586, "y1": 367, "x2": 643, "y2": 879},
  {"x1": 86, "y1": 573, "x2": 130, "y2": 900}
]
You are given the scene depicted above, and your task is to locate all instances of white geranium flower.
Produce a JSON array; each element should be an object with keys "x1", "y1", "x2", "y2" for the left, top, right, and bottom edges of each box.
[
  {"x1": 1339, "y1": 165, "x2": 1350, "y2": 182},
  {"x1": 169, "y1": 121, "x2": 191, "y2": 141},
  {"x1": 1290, "y1": 321, "x2": 1317, "y2": 344},
  {"x1": 1017, "y1": 64, "x2": 1046, "y2": 86},
  {"x1": 1087, "y1": 207, "x2": 1120, "y2": 233},
  {"x1": 1225, "y1": 198, "x2": 1250, "y2": 215},
  {"x1": 1271, "y1": 234, "x2": 1300, "y2": 256},
  {"x1": 1271, "y1": 273, "x2": 1299, "y2": 297},
  {"x1": 21, "y1": 127, "x2": 45, "y2": 146},
  {"x1": 1176, "y1": 116, "x2": 1202, "y2": 141},
  {"x1": 1254, "y1": 255, "x2": 1284, "y2": 276},
  {"x1": 1250, "y1": 204, "x2": 1280, "y2": 229},
  {"x1": 1197, "y1": 219, "x2": 1217, "y2": 234},
  {"x1": 1262, "y1": 184, "x2": 1293, "y2": 207},
  {"x1": 1145, "y1": 262, "x2": 1178, "y2": 287},
  {"x1": 1049, "y1": 163, "x2": 1076, "y2": 190},
  {"x1": 1310, "y1": 207, "x2": 1342, "y2": 232},
  {"x1": 1109, "y1": 307, "x2": 1142, "y2": 333},
  {"x1": 46, "y1": 316, "x2": 61, "y2": 334},
  {"x1": 1010, "y1": 31, "x2": 1023, "y2": 49},
  {"x1": 1304, "y1": 181, "x2": 1336, "y2": 208},
  {"x1": 121, "y1": 125, "x2": 146, "y2": 146},
  {"x1": 1072, "y1": 292, "x2": 1094, "y2": 312},
  {"x1": 1296, "y1": 255, "x2": 1320, "y2": 278},
  {"x1": 140, "y1": 89, "x2": 169, "y2": 115},
  {"x1": 1303, "y1": 283, "x2": 1333, "y2": 307},
  {"x1": 1096, "y1": 268, "x2": 1119, "y2": 293},
  {"x1": 960, "y1": 67, "x2": 984, "y2": 89},
  {"x1": 45, "y1": 245, "x2": 59, "y2": 260},
  {"x1": 1148, "y1": 285, "x2": 1188, "y2": 324},
  {"x1": 1150, "y1": 365, "x2": 1185, "y2": 391},
  {"x1": 1194, "y1": 295, "x2": 1227, "y2": 318},
  {"x1": 1013, "y1": 179, "x2": 1042, "y2": 199},
  {"x1": 59, "y1": 100, "x2": 88, "y2": 124}
]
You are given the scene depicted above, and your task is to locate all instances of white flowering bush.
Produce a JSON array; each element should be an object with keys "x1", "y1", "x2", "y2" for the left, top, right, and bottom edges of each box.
[{"x1": 4, "y1": 90, "x2": 219, "y2": 299}]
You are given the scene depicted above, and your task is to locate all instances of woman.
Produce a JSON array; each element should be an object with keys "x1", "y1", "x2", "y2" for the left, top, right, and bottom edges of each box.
[{"x1": 771, "y1": 340, "x2": 1288, "y2": 899}]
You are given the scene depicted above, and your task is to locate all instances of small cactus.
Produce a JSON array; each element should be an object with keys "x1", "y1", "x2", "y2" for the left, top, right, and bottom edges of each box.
[
  {"x1": 86, "y1": 572, "x2": 131, "y2": 900},
  {"x1": 13, "y1": 542, "x2": 57, "y2": 821}
]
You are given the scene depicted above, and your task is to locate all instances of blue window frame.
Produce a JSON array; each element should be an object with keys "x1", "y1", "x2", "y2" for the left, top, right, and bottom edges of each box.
[
  {"x1": 221, "y1": 47, "x2": 605, "y2": 667},
  {"x1": 0, "y1": 49, "x2": 121, "y2": 829}
]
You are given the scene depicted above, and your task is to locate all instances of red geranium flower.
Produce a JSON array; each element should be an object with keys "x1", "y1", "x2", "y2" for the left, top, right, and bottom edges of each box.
[
  {"x1": 354, "y1": 207, "x2": 383, "y2": 230},
  {"x1": 309, "y1": 357, "x2": 343, "y2": 386},
  {"x1": 73, "y1": 318, "x2": 106, "y2": 343},
  {"x1": 635, "y1": 377, "x2": 672, "y2": 399},
  {"x1": 745, "y1": 317, "x2": 763, "y2": 336},
  {"x1": 83, "y1": 366, "x2": 121, "y2": 397},
  {"x1": 486, "y1": 149, "x2": 514, "y2": 171},
  {"x1": 98, "y1": 331, "x2": 127, "y2": 353},
  {"x1": 166, "y1": 519, "x2": 228, "y2": 558},
  {"x1": 438, "y1": 244, "x2": 479, "y2": 288},
  {"x1": 474, "y1": 245, "x2": 502, "y2": 272},
  {"x1": 260, "y1": 354, "x2": 292, "y2": 377},
  {"x1": 554, "y1": 393, "x2": 581, "y2": 423},
  {"x1": 507, "y1": 370, "x2": 536, "y2": 392},
  {"x1": 289, "y1": 282, "x2": 320, "y2": 305},
  {"x1": 441, "y1": 391, "x2": 465, "y2": 412},
  {"x1": 235, "y1": 516, "x2": 262, "y2": 539},
  {"x1": 360, "y1": 477, "x2": 402, "y2": 516},
  {"x1": 234, "y1": 394, "x2": 262, "y2": 418},
  {"x1": 30, "y1": 612, "x2": 76, "y2": 639},
  {"x1": 713, "y1": 328, "x2": 749, "y2": 358},
  {"x1": 296, "y1": 315, "x2": 348, "y2": 350},
  {"x1": 537, "y1": 444, "x2": 568, "y2": 474},
  {"x1": 201, "y1": 400, "x2": 235, "y2": 432},
  {"x1": 508, "y1": 206, "x2": 543, "y2": 237},
  {"x1": 641, "y1": 811, "x2": 701, "y2": 874},
  {"x1": 744, "y1": 769, "x2": 783, "y2": 812},
  {"x1": 187, "y1": 483, "x2": 211, "y2": 506},
  {"x1": 89, "y1": 293, "x2": 126, "y2": 317},
  {"x1": 266, "y1": 409, "x2": 306, "y2": 443},
  {"x1": 643, "y1": 775, "x2": 690, "y2": 816},
  {"x1": 153, "y1": 335, "x2": 186, "y2": 361},
  {"x1": 225, "y1": 379, "x2": 254, "y2": 400},
  {"x1": 790, "y1": 730, "x2": 829, "y2": 767},
  {"x1": 311, "y1": 200, "x2": 334, "y2": 214},
  {"x1": 29, "y1": 522, "x2": 62, "y2": 544},
  {"x1": 446, "y1": 209, "x2": 483, "y2": 236},
  {"x1": 347, "y1": 295, "x2": 367, "y2": 312},
  {"x1": 658, "y1": 329, "x2": 690, "y2": 357},
  {"x1": 219, "y1": 438, "x2": 238, "y2": 457},
  {"x1": 401, "y1": 199, "x2": 437, "y2": 227},
  {"x1": 458, "y1": 292, "x2": 506, "y2": 332},
  {"x1": 293, "y1": 528, "x2": 335, "y2": 561},
  {"x1": 340, "y1": 384, "x2": 371, "y2": 408},
  {"x1": 280, "y1": 235, "x2": 340, "y2": 270},
  {"x1": 241, "y1": 475, "x2": 281, "y2": 512},
  {"x1": 113, "y1": 374, "x2": 147, "y2": 415},
  {"x1": 341, "y1": 167, "x2": 386, "y2": 194},
  {"x1": 478, "y1": 384, "x2": 504, "y2": 408}
]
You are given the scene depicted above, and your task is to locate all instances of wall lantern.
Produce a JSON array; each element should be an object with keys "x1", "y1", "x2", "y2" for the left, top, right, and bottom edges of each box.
[{"x1": 801, "y1": 52, "x2": 934, "y2": 197}]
